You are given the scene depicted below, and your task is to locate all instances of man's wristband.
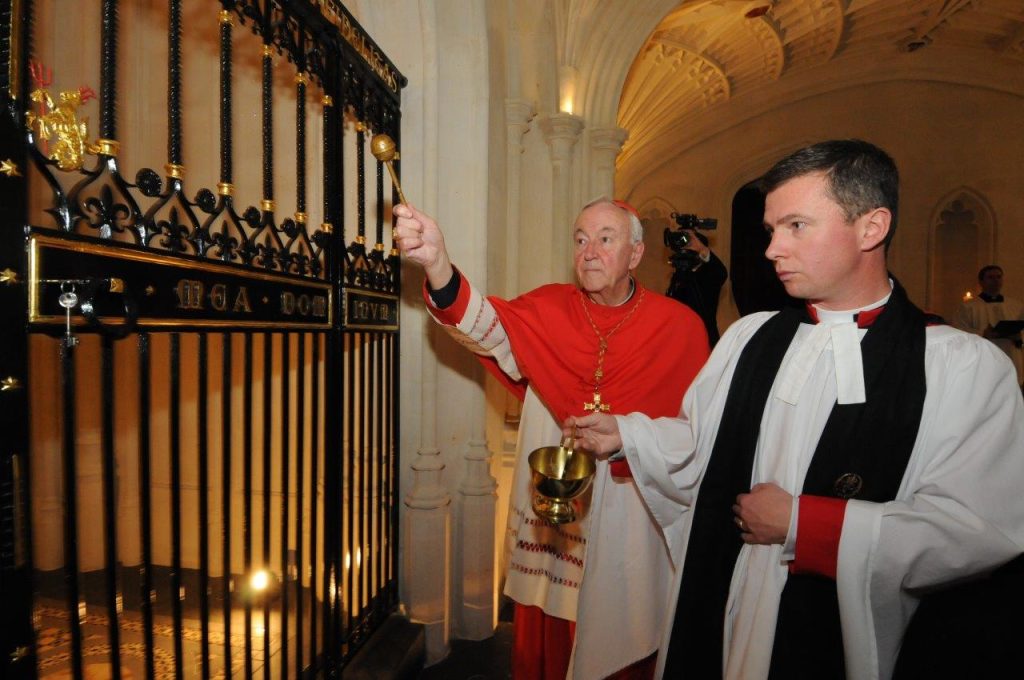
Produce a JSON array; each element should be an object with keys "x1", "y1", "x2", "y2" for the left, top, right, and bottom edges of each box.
[{"x1": 428, "y1": 269, "x2": 462, "y2": 309}]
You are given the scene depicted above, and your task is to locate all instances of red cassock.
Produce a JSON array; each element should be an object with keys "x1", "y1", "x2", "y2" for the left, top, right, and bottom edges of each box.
[{"x1": 429, "y1": 278, "x2": 709, "y2": 679}]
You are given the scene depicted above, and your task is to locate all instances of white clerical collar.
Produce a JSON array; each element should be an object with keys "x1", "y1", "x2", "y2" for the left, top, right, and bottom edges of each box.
[
  {"x1": 811, "y1": 282, "x2": 893, "y2": 326},
  {"x1": 776, "y1": 281, "x2": 894, "y2": 407},
  {"x1": 588, "y1": 276, "x2": 636, "y2": 307}
]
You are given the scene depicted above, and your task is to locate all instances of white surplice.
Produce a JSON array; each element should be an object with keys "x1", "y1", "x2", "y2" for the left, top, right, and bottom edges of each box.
[
  {"x1": 619, "y1": 309, "x2": 1024, "y2": 680},
  {"x1": 957, "y1": 295, "x2": 1024, "y2": 384}
]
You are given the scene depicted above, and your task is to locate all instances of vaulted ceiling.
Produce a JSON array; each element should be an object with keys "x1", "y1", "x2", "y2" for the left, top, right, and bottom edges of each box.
[{"x1": 617, "y1": 0, "x2": 1024, "y2": 174}]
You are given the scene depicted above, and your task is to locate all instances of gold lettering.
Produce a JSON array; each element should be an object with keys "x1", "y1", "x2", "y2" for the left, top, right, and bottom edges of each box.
[
  {"x1": 233, "y1": 286, "x2": 252, "y2": 313},
  {"x1": 320, "y1": 3, "x2": 399, "y2": 92},
  {"x1": 176, "y1": 279, "x2": 204, "y2": 310},
  {"x1": 297, "y1": 294, "x2": 312, "y2": 316},
  {"x1": 346, "y1": 294, "x2": 395, "y2": 325},
  {"x1": 313, "y1": 296, "x2": 327, "y2": 317},
  {"x1": 209, "y1": 283, "x2": 228, "y2": 311},
  {"x1": 281, "y1": 291, "x2": 295, "y2": 315}
]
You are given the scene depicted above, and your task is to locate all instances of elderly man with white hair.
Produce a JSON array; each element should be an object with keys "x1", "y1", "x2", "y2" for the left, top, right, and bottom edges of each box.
[{"x1": 394, "y1": 198, "x2": 709, "y2": 679}]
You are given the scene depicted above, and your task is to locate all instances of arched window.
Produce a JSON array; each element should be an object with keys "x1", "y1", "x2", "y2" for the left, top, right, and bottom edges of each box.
[{"x1": 929, "y1": 188, "x2": 996, "y2": 323}]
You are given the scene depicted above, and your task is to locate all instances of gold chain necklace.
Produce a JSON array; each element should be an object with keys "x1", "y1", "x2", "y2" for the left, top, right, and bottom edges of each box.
[{"x1": 579, "y1": 284, "x2": 645, "y2": 413}]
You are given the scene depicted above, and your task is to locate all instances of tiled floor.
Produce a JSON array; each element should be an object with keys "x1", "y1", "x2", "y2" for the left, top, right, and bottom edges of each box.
[
  {"x1": 35, "y1": 601, "x2": 279, "y2": 679},
  {"x1": 35, "y1": 583, "x2": 517, "y2": 679}
]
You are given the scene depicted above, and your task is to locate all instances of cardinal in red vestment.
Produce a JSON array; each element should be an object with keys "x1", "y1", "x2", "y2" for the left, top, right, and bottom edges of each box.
[{"x1": 394, "y1": 198, "x2": 709, "y2": 679}]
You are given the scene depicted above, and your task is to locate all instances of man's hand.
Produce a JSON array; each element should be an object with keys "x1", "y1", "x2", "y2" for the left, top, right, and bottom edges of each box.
[
  {"x1": 563, "y1": 414, "x2": 622, "y2": 457},
  {"x1": 393, "y1": 204, "x2": 453, "y2": 289},
  {"x1": 733, "y1": 483, "x2": 792, "y2": 545}
]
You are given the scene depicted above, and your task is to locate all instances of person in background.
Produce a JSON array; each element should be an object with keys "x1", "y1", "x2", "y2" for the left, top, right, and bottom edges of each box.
[
  {"x1": 665, "y1": 228, "x2": 728, "y2": 346},
  {"x1": 393, "y1": 198, "x2": 709, "y2": 679},
  {"x1": 957, "y1": 264, "x2": 1023, "y2": 386}
]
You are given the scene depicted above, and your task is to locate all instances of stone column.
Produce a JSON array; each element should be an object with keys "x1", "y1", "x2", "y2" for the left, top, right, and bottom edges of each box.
[
  {"x1": 403, "y1": 327, "x2": 451, "y2": 663},
  {"x1": 502, "y1": 99, "x2": 534, "y2": 429},
  {"x1": 455, "y1": 388, "x2": 498, "y2": 639},
  {"x1": 539, "y1": 112, "x2": 585, "y2": 282},
  {"x1": 504, "y1": 99, "x2": 535, "y2": 298},
  {"x1": 589, "y1": 126, "x2": 629, "y2": 200}
]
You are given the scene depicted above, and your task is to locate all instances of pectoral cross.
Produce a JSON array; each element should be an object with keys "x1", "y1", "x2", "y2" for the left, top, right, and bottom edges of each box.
[{"x1": 583, "y1": 392, "x2": 610, "y2": 413}]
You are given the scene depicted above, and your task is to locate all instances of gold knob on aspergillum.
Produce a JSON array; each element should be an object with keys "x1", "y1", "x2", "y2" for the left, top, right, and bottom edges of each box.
[{"x1": 370, "y1": 134, "x2": 407, "y2": 205}]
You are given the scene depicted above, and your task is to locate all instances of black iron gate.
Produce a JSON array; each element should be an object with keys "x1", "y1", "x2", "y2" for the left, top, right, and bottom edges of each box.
[{"x1": 0, "y1": 0, "x2": 405, "y2": 677}]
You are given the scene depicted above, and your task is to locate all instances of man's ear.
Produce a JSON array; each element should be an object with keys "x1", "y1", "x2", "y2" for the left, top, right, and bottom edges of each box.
[
  {"x1": 630, "y1": 241, "x2": 645, "y2": 269},
  {"x1": 860, "y1": 207, "x2": 891, "y2": 252}
]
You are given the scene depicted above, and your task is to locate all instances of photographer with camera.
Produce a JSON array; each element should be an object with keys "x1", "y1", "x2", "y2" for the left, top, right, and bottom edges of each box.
[{"x1": 664, "y1": 213, "x2": 729, "y2": 345}]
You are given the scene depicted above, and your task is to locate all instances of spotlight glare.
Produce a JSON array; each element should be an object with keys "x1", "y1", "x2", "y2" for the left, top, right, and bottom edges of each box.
[{"x1": 250, "y1": 569, "x2": 271, "y2": 592}]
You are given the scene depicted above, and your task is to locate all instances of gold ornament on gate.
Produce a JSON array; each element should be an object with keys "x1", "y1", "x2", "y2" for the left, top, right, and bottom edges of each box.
[
  {"x1": 527, "y1": 428, "x2": 595, "y2": 525},
  {"x1": 25, "y1": 62, "x2": 98, "y2": 172}
]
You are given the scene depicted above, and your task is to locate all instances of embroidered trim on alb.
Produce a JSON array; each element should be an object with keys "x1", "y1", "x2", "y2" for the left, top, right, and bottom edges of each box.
[
  {"x1": 510, "y1": 505, "x2": 587, "y2": 545},
  {"x1": 515, "y1": 539, "x2": 585, "y2": 568},
  {"x1": 478, "y1": 313, "x2": 502, "y2": 345},
  {"x1": 508, "y1": 562, "x2": 580, "y2": 589}
]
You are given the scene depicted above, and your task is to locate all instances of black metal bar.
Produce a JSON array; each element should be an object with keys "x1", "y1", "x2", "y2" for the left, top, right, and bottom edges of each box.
[
  {"x1": 387, "y1": 332, "x2": 397, "y2": 603},
  {"x1": 137, "y1": 333, "x2": 156, "y2": 679},
  {"x1": 100, "y1": 337, "x2": 122, "y2": 679},
  {"x1": 280, "y1": 332, "x2": 290, "y2": 678},
  {"x1": 168, "y1": 0, "x2": 182, "y2": 166},
  {"x1": 198, "y1": 334, "x2": 211, "y2": 680},
  {"x1": 366, "y1": 333, "x2": 375, "y2": 611},
  {"x1": 364, "y1": 333, "x2": 372, "y2": 610},
  {"x1": 344, "y1": 332, "x2": 356, "y2": 645},
  {"x1": 356, "y1": 128, "x2": 365, "y2": 240},
  {"x1": 262, "y1": 45, "x2": 273, "y2": 204},
  {"x1": 0, "y1": 3, "x2": 36, "y2": 674},
  {"x1": 316, "y1": 85, "x2": 334, "y2": 671},
  {"x1": 375, "y1": 157, "x2": 384, "y2": 245},
  {"x1": 221, "y1": 332, "x2": 233, "y2": 677},
  {"x1": 60, "y1": 340, "x2": 84, "y2": 680},
  {"x1": 100, "y1": 0, "x2": 117, "y2": 140},
  {"x1": 243, "y1": 333, "x2": 254, "y2": 679},
  {"x1": 219, "y1": 7, "x2": 233, "y2": 186},
  {"x1": 376, "y1": 333, "x2": 385, "y2": 604},
  {"x1": 295, "y1": 332, "x2": 306, "y2": 678},
  {"x1": 169, "y1": 333, "x2": 184, "y2": 680},
  {"x1": 310, "y1": 332, "x2": 321, "y2": 671},
  {"x1": 262, "y1": 332, "x2": 272, "y2": 680},
  {"x1": 296, "y1": 72, "x2": 307, "y2": 216},
  {"x1": 322, "y1": 81, "x2": 342, "y2": 675}
]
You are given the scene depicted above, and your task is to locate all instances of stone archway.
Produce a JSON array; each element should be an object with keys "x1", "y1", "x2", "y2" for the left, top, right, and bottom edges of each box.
[{"x1": 927, "y1": 187, "x2": 997, "y2": 322}]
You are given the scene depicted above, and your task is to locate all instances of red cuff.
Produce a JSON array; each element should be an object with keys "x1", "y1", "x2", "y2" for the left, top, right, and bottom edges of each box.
[
  {"x1": 609, "y1": 458, "x2": 632, "y2": 478},
  {"x1": 790, "y1": 495, "x2": 847, "y2": 580},
  {"x1": 423, "y1": 267, "x2": 471, "y2": 325}
]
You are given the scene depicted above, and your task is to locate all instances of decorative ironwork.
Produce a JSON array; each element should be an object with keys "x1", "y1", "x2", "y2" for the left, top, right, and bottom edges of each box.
[{"x1": 4, "y1": 2, "x2": 407, "y2": 678}]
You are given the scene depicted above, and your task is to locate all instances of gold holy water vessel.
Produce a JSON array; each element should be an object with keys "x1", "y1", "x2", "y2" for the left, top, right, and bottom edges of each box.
[{"x1": 528, "y1": 431, "x2": 596, "y2": 525}]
